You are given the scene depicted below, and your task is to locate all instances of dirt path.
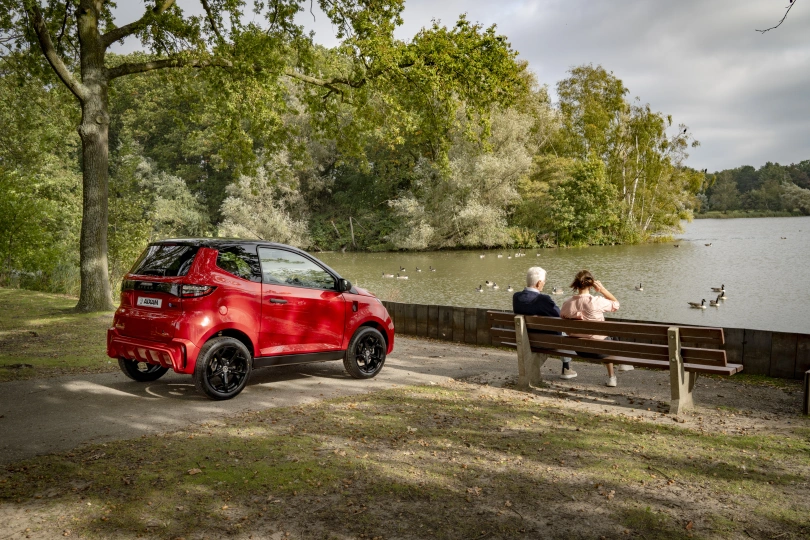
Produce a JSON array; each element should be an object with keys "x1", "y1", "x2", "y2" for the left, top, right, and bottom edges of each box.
[{"x1": 1, "y1": 336, "x2": 804, "y2": 466}]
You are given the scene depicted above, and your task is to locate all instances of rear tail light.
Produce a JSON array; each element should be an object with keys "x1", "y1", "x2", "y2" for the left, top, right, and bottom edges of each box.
[{"x1": 181, "y1": 284, "x2": 216, "y2": 298}]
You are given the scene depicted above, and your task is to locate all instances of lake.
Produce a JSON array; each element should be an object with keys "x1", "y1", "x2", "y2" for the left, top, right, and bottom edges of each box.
[{"x1": 318, "y1": 217, "x2": 810, "y2": 334}]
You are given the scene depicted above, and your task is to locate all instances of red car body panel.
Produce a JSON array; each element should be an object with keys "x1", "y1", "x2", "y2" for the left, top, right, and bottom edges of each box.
[
  {"x1": 107, "y1": 242, "x2": 394, "y2": 376},
  {"x1": 259, "y1": 284, "x2": 345, "y2": 356}
]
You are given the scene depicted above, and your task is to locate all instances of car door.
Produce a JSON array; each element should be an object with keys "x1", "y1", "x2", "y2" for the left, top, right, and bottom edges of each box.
[{"x1": 257, "y1": 247, "x2": 346, "y2": 356}]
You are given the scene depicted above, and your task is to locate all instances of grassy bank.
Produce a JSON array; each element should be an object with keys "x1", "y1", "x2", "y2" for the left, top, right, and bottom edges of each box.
[
  {"x1": 695, "y1": 210, "x2": 799, "y2": 219},
  {"x1": 0, "y1": 288, "x2": 114, "y2": 382},
  {"x1": 2, "y1": 382, "x2": 809, "y2": 539}
]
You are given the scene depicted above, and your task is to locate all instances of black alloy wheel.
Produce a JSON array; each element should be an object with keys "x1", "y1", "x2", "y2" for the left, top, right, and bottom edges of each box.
[
  {"x1": 344, "y1": 326, "x2": 386, "y2": 379},
  {"x1": 193, "y1": 336, "x2": 252, "y2": 400},
  {"x1": 118, "y1": 357, "x2": 169, "y2": 382}
]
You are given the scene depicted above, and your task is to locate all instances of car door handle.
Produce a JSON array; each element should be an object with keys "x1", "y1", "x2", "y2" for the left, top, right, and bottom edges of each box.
[{"x1": 269, "y1": 298, "x2": 288, "y2": 304}]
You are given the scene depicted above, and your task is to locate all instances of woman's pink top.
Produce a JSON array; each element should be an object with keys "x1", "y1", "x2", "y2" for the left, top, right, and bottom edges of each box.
[{"x1": 560, "y1": 293, "x2": 620, "y2": 340}]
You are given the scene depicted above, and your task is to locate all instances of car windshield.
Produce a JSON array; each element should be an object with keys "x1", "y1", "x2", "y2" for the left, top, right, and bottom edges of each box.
[{"x1": 130, "y1": 244, "x2": 199, "y2": 277}]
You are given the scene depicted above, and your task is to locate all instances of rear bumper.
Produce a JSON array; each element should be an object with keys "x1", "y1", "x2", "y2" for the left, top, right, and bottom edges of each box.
[{"x1": 107, "y1": 328, "x2": 199, "y2": 374}]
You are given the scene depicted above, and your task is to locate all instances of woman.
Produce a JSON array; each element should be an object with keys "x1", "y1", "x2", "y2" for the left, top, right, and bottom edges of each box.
[{"x1": 560, "y1": 270, "x2": 624, "y2": 387}]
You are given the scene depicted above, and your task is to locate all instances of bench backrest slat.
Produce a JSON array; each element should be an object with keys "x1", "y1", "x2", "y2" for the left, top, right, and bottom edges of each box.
[
  {"x1": 487, "y1": 311, "x2": 724, "y2": 345},
  {"x1": 490, "y1": 325, "x2": 728, "y2": 367}
]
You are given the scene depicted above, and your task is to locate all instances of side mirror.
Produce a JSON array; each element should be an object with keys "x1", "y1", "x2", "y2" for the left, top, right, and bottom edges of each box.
[{"x1": 338, "y1": 278, "x2": 352, "y2": 292}]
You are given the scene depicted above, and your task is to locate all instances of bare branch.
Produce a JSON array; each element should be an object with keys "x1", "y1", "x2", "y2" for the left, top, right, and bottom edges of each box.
[
  {"x1": 26, "y1": 5, "x2": 87, "y2": 101},
  {"x1": 55, "y1": 0, "x2": 70, "y2": 53},
  {"x1": 283, "y1": 68, "x2": 376, "y2": 103},
  {"x1": 200, "y1": 0, "x2": 225, "y2": 43},
  {"x1": 757, "y1": 0, "x2": 799, "y2": 33},
  {"x1": 106, "y1": 55, "x2": 231, "y2": 79},
  {"x1": 101, "y1": 0, "x2": 176, "y2": 48}
]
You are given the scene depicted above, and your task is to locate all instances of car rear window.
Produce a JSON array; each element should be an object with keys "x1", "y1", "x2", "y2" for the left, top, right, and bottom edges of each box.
[
  {"x1": 130, "y1": 244, "x2": 199, "y2": 277},
  {"x1": 216, "y1": 246, "x2": 262, "y2": 282}
]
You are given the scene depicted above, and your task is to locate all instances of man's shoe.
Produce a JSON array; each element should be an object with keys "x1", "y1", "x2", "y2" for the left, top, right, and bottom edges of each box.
[
  {"x1": 605, "y1": 376, "x2": 617, "y2": 387},
  {"x1": 560, "y1": 367, "x2": 578, "y2": 380},
  {"x1": 616, "y1": 364, "x2": 634, "y2": 371}
]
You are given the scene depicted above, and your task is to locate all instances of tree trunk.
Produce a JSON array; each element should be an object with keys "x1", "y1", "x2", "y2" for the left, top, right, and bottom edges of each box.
[
  {"x1": 75, "y1": 1, "x2": 114, "y2": 312},
  {"x1": 75, "y1": 95, "x2": 114, "y2": 311}
]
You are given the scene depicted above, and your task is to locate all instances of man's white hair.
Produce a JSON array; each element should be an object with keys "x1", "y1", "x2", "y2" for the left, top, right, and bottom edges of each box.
[{"x1": 526, "y1": 266, "x2": 547, "y2": 287}]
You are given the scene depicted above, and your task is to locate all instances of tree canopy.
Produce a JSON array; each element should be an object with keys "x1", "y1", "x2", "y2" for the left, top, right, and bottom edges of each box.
[{"x1": 0, "y1": 0, "x2": 526, "y2": 310}]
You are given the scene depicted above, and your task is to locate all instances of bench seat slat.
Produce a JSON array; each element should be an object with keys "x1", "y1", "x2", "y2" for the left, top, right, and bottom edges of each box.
[
  {"x1": 494, "y1": 340, "x2": 741, "y2": 375},
  {"x1": 530, "y1": 349, "x2": 743, "y2": 375}
]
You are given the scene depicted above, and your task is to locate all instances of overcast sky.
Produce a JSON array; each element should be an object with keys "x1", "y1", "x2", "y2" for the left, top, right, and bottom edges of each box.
[{"x1": 111, "y1": 1, "x2": 810, "y2": 172}]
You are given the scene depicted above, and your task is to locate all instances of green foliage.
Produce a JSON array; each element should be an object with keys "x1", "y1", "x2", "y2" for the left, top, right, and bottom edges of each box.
[
  {"x1": 218, "y1": 152, "x2": 311, "y2": 247},
  {"x1": 0, "y1": 54, "x2": 81, "y2": 293},
  {"x1": 556, "y1": 64, "x2": 628, "y2": 161},
  {"x1": 700, "y1": 160, "x2": 810, "y2": 215},
  {"x1": 782, "y1": 183, "x2": 810, "y2": 215},
  {"x1": 5, "y1": 0, "x2": 807, "y2": 302},
  {"x1": 548, "y1": 158, "x2": 620, "y2": 246},
  {"x1": 385, "y1": 105, "x2": 542, "y2": 250},
  {"x1": 552, "y1": 64, "x2": 701, "y2": 243},
  {"x1": 107, "y1": 147, "x2": 210, "y2": 286},
  {"x1": 708, "y1": 171, "x2": 740, "y2": 211}
]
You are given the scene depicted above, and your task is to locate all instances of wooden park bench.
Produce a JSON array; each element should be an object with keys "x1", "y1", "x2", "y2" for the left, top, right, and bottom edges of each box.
[{"x1": 487, "y1": 311, "x2": 743, "y2": 414}]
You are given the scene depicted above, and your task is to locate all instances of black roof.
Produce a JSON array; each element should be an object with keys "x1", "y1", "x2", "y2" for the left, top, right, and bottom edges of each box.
[
  {"x1": 150, "y1": 238, "x2": 344, "y2": 280},
  {"x1": 154, "y1": 237, "x2": 276, "y2": 248}
]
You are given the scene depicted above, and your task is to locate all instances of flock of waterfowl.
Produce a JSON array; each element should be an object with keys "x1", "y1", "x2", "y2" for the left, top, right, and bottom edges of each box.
[
  {"x1": 476, "y1": 281, "x2": 515, "y2": 293},
  {"x1": 381, "y1": 265, "x2": 437, "y2": 280},
  {"x1": 479, "y1": 251, "x2": 529, "y2": 260},
  {"x1": 686, "y1": 284, "x2": 727, "y2": 310},
  {"x1": 633, "y1": 279, "x2": 728, "y2": 311},
  {"x1": 381, "y1": 247, "x2": 733, "y2": 311},
  {"x1": 473, "y1": 251, "x2": 536, "y2": 292}
]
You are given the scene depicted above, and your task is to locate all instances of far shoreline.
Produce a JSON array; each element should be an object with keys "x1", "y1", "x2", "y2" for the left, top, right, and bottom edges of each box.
[{"x1": 694, "y1": 210, "x2": 802, "y2": 219}]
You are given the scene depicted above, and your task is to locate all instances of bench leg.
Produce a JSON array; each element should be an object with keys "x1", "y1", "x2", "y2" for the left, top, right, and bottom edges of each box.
[
  {"x1": 668, "y1": 327, "x2": 696, "y2": 414},
  {"x1": 670, "y1": 370, "x2": 697, "y2": 415},
  {"x1": 515, "y1": 315, "x2": 547, "y2": 390},
  {"x1": 803, "y1": 370, "x2": 810, "y2": 416}
]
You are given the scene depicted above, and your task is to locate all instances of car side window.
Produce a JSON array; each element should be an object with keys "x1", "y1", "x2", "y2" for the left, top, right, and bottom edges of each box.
[
  {"x1": 216, "y1": 246, "x2": 262, "y2": 282},
  {"x1": 258, "y1": 248, "x2": 336, "y2": 290}
]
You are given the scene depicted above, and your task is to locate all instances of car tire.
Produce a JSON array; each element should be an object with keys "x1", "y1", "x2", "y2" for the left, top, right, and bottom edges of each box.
[
  {"x1": 343, "y1": 326, "x2": 387, "y2": 379},
  {"x1": 118, "y1": 358, "x2": 169, "y2": 382},
  {"x1": 193, "y1": 336, "x2": 252, "y2": 400}
]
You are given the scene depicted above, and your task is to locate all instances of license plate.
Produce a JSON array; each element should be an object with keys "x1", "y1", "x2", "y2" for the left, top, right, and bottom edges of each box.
[{"x1": 137, "y1": 297, "x2": 162, "y2": 308}]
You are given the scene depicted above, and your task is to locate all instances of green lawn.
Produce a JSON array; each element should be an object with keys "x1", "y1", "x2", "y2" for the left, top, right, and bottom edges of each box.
[
  {"x1": 0, "y1": 288, "x2": 115, "y2": 381},
  {"x1": 2, "y1": 383, "x2": 809, "y2": 539}
]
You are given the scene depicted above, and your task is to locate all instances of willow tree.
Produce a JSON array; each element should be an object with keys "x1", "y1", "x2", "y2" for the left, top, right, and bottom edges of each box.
[{"x1": 1, "y1": 1, "x2": 525, "y2": 311}]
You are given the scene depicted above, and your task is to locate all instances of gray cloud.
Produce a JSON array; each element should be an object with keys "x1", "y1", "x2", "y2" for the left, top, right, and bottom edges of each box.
[{"x1": 111, "y1": 1, "x2": 810, "y2": 171}]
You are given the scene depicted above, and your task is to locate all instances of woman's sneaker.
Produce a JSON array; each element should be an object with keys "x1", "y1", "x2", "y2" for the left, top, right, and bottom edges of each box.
[
  {"x1": 605, "y1": 376, "x2": 617, "y2": 387},
  {"x1": 616, "y1": 364, "x2": 634, "y2": 371},
  {"x1": 560, "y1": 366, "x2": 578, "y2": 380}
]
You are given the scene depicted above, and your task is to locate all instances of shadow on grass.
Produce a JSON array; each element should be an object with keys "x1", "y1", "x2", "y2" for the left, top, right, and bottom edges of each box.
[{"x1": 2, "y1": 385, "x2": 809, "y2": 539}]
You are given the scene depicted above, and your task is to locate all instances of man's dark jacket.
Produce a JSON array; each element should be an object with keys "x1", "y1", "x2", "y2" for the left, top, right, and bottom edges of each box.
[{"x1": 512, "y1": 288, "x2": 561, "y2": 335}]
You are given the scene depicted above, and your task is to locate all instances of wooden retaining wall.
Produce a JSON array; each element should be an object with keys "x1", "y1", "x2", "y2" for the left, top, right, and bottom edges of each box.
[{"x1": 381, "y1": 301, "x2": 810, "y2": 381}]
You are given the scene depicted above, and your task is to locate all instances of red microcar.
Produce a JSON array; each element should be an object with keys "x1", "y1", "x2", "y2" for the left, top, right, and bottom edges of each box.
[{"x1": 107, "y1": 239, "x2": 395, "y2": 400}]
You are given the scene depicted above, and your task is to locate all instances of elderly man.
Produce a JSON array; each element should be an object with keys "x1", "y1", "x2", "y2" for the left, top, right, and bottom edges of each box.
[{"x1": 512, "y1": 266, "x2": 577, "y2": 379}]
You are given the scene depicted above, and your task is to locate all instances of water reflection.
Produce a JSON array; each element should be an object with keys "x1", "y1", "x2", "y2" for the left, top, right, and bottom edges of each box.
[{"x1": 318, "y1": 217, "x2": 810, "y2": 333}]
